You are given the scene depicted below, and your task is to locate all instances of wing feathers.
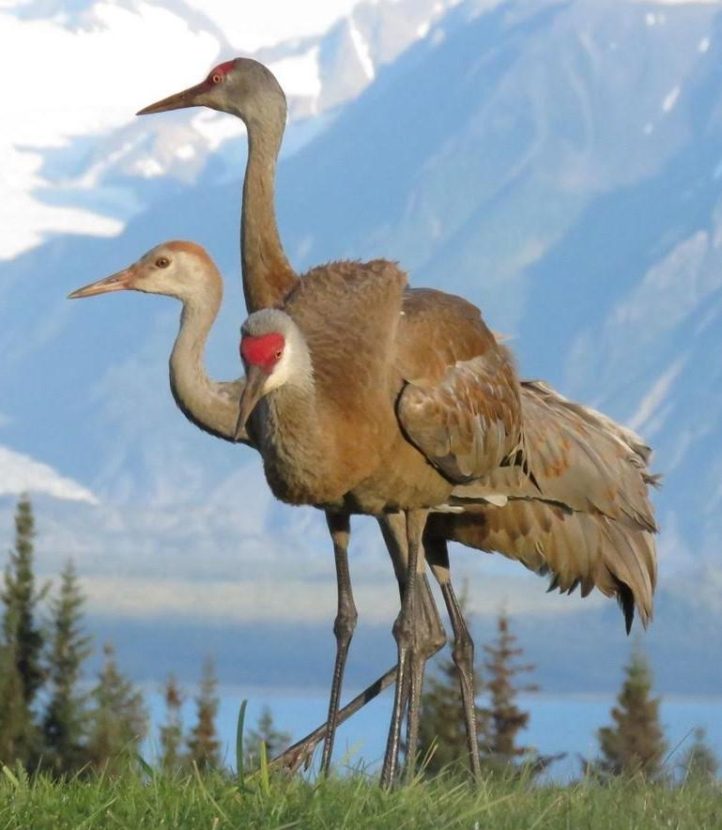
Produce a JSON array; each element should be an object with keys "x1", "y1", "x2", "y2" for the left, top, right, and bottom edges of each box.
[{"x1": 426, "y1": 379, "x2": 658, "y2": 629}]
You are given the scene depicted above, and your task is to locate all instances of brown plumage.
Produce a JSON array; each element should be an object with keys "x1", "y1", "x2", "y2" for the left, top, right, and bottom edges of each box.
[
  {"x1": 137, "y1": 59, "x2": 659, "y2": 783},
  {"x1": 236, "y1": 261, "x2": 659, "y2": 783},
  {"x1": 68, "y1": 237, "x2": 658, "y2": 781},
  {"x1": 428, "y1": 381, "x2": 658, "y2": 631}
]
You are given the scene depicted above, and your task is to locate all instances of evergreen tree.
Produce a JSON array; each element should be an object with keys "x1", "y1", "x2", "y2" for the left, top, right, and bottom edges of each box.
[
  {"x1": 679, "y1": 727, "x2": 718, "y2": 785},
  {"x1": 42, "y1": 561, "x2": 92, "y2": 776},
  {"x1": 186, "y1": 657, "x2": 221, "y2": 772},
  {"x1": 0, "y1": 496, "x2": 45, "y2": 766},
  {"x1": 86, "y1": 643, "x2": 147, "y2": 775},
  {"x1": 595, "y1": 647, "x2": 667, "y2": 780},
  {"x1": 0, "y1": 646, "x2": 33, "y2": 766},
  {"x1": 159, "y1": 674, "x2": 185, "y2": 772},
  {"x1": 244, "y1": 706, "x2": 291, "y2": 769},
  {"x1": 479, "y1": 610, "x2": 538, "y2": 768}
]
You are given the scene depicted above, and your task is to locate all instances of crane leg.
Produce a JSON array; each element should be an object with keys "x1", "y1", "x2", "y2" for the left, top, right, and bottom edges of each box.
[
  {"x1": 270, "y1": 664, "x2": 397, "y2": 774},
  {"x1": 320, "y1": 511, "x2": 356, "y2": 776},
  {"x1": 426, "y1": 534, "x2": 482, "y2": 780},
  {"x1": 271, "y1": 512, "x2": 446, "y2": 778},
  {"x1": 380, "y1": 508, "x2": 429, "y2": 787}
]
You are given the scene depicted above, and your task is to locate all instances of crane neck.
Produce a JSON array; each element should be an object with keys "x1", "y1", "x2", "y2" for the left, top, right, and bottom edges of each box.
[
  {"x1": 169, "y1": 283, "x2": 244, "y2": 443},
  {"x1": 241, "y1": 112, "x2": 298, "y2": 312}
]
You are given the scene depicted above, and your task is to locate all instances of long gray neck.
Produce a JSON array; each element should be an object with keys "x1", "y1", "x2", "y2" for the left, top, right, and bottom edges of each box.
[
  {"x1": 257, "y1": 374, "x2": 329, "y2": 499},
  {"x1": 169, "y1": 291, "x2": 250, "y2": 445},
  {"x1": 241, "y1": 108, "x2": 297, "y2": 312}
]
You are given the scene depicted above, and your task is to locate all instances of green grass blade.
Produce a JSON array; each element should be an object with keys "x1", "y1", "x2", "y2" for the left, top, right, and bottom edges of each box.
[{"x1": 236, "y1": 698, "x2": 248, "y2": 789}]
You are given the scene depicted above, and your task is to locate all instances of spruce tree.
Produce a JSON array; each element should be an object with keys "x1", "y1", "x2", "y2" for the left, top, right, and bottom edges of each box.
[
  {"x1": 159, "y1": 674, "x2": 185, "y2": 772},
  {"x1": 86, "y1": 642, "x2": 147, "y2": 775},
  {"x1": 42, "y1": 561, "x2": 92, "y2": 776},
  {"x1": 0, "y1": 495, "x2": 45, "y2": 766},
  {"x1": 479, "y1": 610, "x2": 539, "y2": 770},
  {"x1": 595, "y1": 647, "x2": 667, "y2": 780},
  {"x1": 244, "y1": 706, "x2": 291, "y2": 769},
  {"x1": 186, "y1": 657, "x2": 221, "y2": 772},
  {"x1": 0, "y1": 646, "x2": 33, "y2": 766}
]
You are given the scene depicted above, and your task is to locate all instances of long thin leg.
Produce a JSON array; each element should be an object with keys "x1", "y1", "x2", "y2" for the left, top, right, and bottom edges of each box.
[
  {"x1": 426, "y1": 532, "x2": 482, "y2": 780},
  {"x1": 271, "y1": 663, "x2": 397, "y2": 774},
  {"x1": 272, "y1": 515, "x2": 447, "y2": 777},
  {"x1": 320, "y1": 511, "x2": 356, "y2": 775},
  {"x1": 380, "y1": 508, "x2": 428, "y2": 787}
]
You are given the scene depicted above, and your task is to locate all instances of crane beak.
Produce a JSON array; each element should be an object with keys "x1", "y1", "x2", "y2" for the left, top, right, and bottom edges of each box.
[
  {"x1": 136, "y1": 82, "x2": 206, "y2": 116},
  {"x1": 67, "y1": 268, "x2": 134, "y2": 299},
  {"x1": 235, "y1": 366, "x2": 267, "y2": 441}
]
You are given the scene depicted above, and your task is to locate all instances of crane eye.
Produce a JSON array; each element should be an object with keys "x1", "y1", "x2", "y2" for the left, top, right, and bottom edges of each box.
[
  {"x1": 274, "y1": 349, "x2": 282, "y2": 360},
  {"x1": 155, "y1": 257, "x2": 170, "y2": 268},
  {"x1": 211, "y1": 73, "x2": 223, "y2": 85}
]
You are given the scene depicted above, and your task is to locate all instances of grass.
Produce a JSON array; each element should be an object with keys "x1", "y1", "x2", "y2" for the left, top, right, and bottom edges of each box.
[{"x1": 0, "y1": 765, "x2": 721, "y2": 830}]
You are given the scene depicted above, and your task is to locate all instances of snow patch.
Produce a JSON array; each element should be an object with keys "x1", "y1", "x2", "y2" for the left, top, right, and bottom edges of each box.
[
  {"x1": 176, "y1": 145, "x2": 197, "y2": 161},
  {"x1": 0, "y1": 145, "x2": 123, "y2": 260},
  {"x1": 269, "y1": 47, "x2": 322, "y2": 98},
  {"x1": 0, "y1": 446, "x2": 97, "y2": 505},
  {"x1": 348, "y1": 18, "x2": 375, "y2": 80},
  {"x1": 132, "y1": 157, "x2": 165, "y2": 179},
  {"x1": 191, "y1": 111, "x2": 247, "y2": 151}
]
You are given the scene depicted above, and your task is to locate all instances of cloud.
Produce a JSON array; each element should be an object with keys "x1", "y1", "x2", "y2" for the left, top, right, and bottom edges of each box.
[
  {"x1": 74, "y1": 554, "x2": 605, "y2": 626},
  {"x1": 0, "y1": 444, "x2": 97, "y2": 503}
]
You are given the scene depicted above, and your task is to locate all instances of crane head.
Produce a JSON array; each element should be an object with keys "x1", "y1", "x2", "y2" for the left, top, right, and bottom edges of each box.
[
  {"x1": 234, "y1": 309, "x2": 311, "y2": 440},
  {"x1": 67, "y1": 241, "x2": 221, "y2": 302},
  {"x1": 136, "y1": 58, "x2": 286, "y2": 125}
]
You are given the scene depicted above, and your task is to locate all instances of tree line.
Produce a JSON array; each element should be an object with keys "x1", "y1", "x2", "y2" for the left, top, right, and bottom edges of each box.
[
  {"x1": 417, "y1": 594, "x2": 718, "y2": 784},
  {"x1": 0, "y1": 495, "x2": 288, "y2": 778},
  {"x1": 0, "y1": 495, "x2": 717, "y2": 784}
]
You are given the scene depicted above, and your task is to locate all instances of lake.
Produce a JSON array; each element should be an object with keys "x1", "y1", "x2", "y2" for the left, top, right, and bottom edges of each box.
[{"x1": 144, "y1": 685, "x2": 722, "y2": 780}]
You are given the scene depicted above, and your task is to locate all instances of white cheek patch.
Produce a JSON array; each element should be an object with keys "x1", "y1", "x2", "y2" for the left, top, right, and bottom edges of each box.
[{"x1": 263, "y1": 348, "x2": 292, "y2": 393}]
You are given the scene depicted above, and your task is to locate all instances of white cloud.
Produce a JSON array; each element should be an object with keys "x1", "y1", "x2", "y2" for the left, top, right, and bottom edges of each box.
[
  {"x1": 627, "y1": 357, "x2": 685, "y2": 434},
  {"x1": 79, "y1": 565, "x2": 601, "y2": 625},
  {"x1": 0, "y1": 445, "x2": 97, "y2": 504}
]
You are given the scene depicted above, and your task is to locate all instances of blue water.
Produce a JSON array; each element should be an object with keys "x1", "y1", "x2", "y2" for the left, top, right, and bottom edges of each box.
[{"x1": 144, "y1": 686, "x2": 722, "y2": 780}]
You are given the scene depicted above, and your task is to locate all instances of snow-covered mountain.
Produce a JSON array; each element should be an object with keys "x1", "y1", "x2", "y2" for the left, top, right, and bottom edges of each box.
[
  {"x1": 2, "y1": 0, "x2": 722, "y2": 688},
  {"x1": 0, "y1": 0, "x2": 458, "y2": 261}
]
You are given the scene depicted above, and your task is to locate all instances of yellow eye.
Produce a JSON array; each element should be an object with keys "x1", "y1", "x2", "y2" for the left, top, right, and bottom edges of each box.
[
  {"x1": 155, "y1": 257, "x2": 170, "y2": 268},
  {"x1": 211, "y1": 73, "x2": 223, "y2": 85}
]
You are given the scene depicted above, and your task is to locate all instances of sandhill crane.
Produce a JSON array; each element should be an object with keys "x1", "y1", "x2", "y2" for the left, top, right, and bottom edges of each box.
[
  {"x1": 234, "y1": 277, "x2": 656, "y2": 783},
  {"x1": 137, "y1": 59, "x2": 297, "y2": 314},
  {"x1": 137, "y1": 59, "x2": 466, "y2": 775},
  {"x1": 135, "y1": 60, "x2": 656, "y2": 781},
  {"x1": 68, "y1": 243, "x2": 657, "y2": 782}
]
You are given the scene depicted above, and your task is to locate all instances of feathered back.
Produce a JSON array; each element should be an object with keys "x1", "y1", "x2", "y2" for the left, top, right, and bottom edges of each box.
[{"x1": 284, "y1": 259, "x2": 407, "y2": 416}]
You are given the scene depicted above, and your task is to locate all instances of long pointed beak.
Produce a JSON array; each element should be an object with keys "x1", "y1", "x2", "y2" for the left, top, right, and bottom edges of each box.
[
  {"x1": 136, "y1": 82, "x2": 206, "y2": 116},
  {"x1": 67, "y1": 268, "x2": 134, "y2": 299},
  {"x1": 235, "y1": 366, "x2": 267, "y2": 441}
]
